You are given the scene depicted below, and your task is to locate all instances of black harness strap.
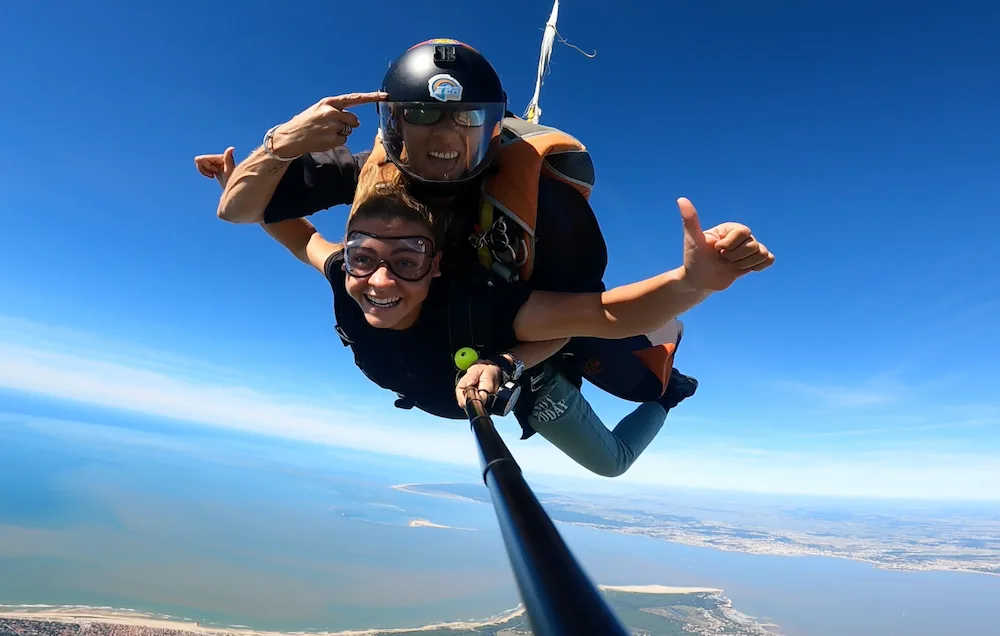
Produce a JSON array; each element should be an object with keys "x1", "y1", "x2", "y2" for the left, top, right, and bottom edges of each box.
[
  {"x1": 447, "y1": 277, "x2": 477, "y2": 355},
  {"x1": 447, "y1": 274, "x2": 541, "y2": 441}
]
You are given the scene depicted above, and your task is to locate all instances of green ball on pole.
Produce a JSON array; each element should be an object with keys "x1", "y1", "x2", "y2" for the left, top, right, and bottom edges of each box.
[{"x1": 454, "y1": 347, "x2": 479, "y2": 371}]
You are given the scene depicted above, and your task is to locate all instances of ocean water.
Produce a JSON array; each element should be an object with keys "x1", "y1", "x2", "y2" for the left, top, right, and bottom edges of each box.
[
  {"x1": 2, "y1": 391, "x2": 999, "y2": 635},
  {"x1": 558, "y1": 526, "x2": 1000, "y2": 636},
  {"x1": 0, "y1": 392, "x2": 518, "y2": 631}
]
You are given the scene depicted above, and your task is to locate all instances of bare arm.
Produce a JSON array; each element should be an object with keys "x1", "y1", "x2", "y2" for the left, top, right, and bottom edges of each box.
[
  {"x1": 217, "y1": 92, "x2": 386, "y2": 224},
  {"x1": 197, "y1": 144, "x2": 290, "y2": 225},
  {"x1": 512, "y1": 197, "x2": 776, "y2": 342},
  {"x1": 507, "y1": 338, "x2": 568, "y2": 369},
  {"x1": 513, "y1": 267, "x2": 712, "y2": 343},
  {"x1": 217, "y1": 145, "x2": 293, "y2": 224},
  {"x1": 260, "y1": 218, "x2": 341, "y2": 273}
]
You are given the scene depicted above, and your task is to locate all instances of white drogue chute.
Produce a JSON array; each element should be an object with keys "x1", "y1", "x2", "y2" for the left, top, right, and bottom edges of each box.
[{"x1": 523, "y1": 0, "x2": 595, "y2": 124}]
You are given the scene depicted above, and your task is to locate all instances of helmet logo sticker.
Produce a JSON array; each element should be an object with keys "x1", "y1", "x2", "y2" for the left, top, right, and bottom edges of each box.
[{"x1": 428, "y1": 74, "x2": 463, "y2": 103}]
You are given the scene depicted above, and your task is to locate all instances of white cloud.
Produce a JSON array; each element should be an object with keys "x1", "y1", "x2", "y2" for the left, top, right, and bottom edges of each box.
[
  {"x1": 614, "y1": 448, "x2": 1000, "y2": 501},
  {"x1": 0, "y1": 326, "x2": 484, "y2": 468},
  {"x1": 1, "y1": 316, "x2": 999, "y2": 501},
  {"x1": 776, "y1": 379, "x2": 901, "y2": 407}
]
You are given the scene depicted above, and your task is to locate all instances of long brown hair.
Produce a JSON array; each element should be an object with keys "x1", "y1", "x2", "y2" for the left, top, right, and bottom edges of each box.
[{"x1": 351, "y1": 152, "x2": 408, "y2": 208}]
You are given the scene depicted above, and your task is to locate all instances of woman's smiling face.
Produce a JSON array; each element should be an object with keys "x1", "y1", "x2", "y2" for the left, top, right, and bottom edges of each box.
[{"x1": 342, "y1": 215, "x2": 441, "y2": 330}]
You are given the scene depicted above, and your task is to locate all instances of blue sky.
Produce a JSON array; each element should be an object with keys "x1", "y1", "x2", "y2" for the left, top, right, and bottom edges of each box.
[{"x1": 1, "y1": 1, "x2": 998, "y2": 500}]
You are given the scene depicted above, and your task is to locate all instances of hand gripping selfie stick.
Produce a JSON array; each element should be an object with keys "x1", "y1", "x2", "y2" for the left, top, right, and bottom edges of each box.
[
  {"x1": 454, "y1": 347, "x2": 521, "y2": 417},
  {"x1": 462, "y1": 386, "x2": 630, "y2": 635}
]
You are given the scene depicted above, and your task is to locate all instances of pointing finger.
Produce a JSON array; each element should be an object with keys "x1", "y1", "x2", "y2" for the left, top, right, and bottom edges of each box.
[{"x1": 324, "y1": 91, "x2": 390, "y2": 109}]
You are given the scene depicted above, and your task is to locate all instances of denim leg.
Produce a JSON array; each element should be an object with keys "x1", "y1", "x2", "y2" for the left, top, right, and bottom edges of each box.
[{"x1": 525, "y1": 367, "x2": 668, "y2": 477}]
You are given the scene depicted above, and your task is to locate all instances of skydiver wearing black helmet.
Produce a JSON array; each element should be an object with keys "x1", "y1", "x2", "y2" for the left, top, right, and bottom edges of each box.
[
  {"x1": 377, "y1": 39, "x2": 509, "y2": 186},
  {"x1": 214, "y1": 38, "x2": 703, "y2": 448}
]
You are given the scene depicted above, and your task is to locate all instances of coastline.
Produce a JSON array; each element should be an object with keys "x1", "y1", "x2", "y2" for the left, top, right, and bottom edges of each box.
[
  {"x1": 0, "y1": 604, "x2": 526, "y2": 636},
  {"x1": 0, "y1": 584, "x2": 725, "y2": 636},
  {"x1": 390, "y1": 483, "x2": 482, "y2": 505},
  {"x1": 599, "y1": 584, "x2": 723, "y2": 594},
  {"x1": 569, "y1": 521, "x2": 1000, "y2": 579},
  {"x1": 390, "y1": 483, "x2": 1000, "y2": 579},
  {"x1": 406, "y1": 518, "x2": 475, "y2": 531}
]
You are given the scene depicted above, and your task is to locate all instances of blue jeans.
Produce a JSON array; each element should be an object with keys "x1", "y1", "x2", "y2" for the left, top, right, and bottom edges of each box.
[{"x1": 522, "y1": 364, "x2": 667, "y2": 477}]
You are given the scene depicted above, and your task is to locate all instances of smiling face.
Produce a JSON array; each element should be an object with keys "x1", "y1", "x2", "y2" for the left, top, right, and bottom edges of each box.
[
  {"x1": 377, "y1": 100, "x2": 507, "y2": 185},
  {"x1": 398, "y1": 114, "x2": 483, "y2": 181},
  {"x1": 343, "y1": 215, "x2": 442, "y2": 330}
]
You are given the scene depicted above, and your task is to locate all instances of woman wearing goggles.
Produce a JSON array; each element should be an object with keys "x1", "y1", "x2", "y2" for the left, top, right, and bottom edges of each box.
[
  {"x1": 340, "y1": 228, "x2": 441, "y2": 329},
  {"x1": 258, "y1": 183, "x2": 775, "y2": 478}
]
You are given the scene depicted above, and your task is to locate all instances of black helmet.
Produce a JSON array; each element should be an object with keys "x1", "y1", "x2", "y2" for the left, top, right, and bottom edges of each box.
[{"x1": 377, "y1": 39, "x2": 507, "y2": 189}]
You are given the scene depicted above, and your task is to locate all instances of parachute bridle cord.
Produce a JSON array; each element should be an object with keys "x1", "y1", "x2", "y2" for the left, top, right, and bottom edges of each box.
[
  {"x1": 523, "y1": 0, "x2": 597, "y2": 124},
  {"x1": 554, "y1": 27, "x2": 597, "y2": 59}
]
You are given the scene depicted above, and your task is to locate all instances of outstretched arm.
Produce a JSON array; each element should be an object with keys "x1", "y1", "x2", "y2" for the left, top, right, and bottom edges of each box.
[
  {"x1": 513, "y1": 198, "x2": 775, "y2": 343},
  {"x1": 514, "y1": 267, "x2": 709, "y2": 342},
  {"x1": 194, "y1": 148, "x2": 339, "y2": 270},
  {"x1": 261, "y1": 218, "x2": 342, "y2": 273},
  {"x1": 217, "y1": 145, "x2": 294, "y2": 223}
]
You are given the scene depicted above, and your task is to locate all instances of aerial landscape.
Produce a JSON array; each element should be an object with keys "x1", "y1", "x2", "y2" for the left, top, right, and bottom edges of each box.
[
  {"x1": 395, "y1": 483, "x2": 1000, "y2": 577},
  {"x1": 3, "y1": 2, "x2": 1000, "y2": 636},
  {"x1": 0, "y1": 587, "x2": 777, "y2": 636}
]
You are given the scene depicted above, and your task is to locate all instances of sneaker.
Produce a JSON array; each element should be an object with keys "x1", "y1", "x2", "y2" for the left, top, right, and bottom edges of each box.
[
  {"x1": 657, "y1": 368, "x2": 699, "y2": 411},
  {"x1": 649, "y1": 319, "x2": 698, "y2": 412}
]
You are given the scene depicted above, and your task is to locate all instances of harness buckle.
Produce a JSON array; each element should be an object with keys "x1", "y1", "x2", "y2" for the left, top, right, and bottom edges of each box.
[{"x1": 469, "y1": 215, "x2": 528, "y2": 283}]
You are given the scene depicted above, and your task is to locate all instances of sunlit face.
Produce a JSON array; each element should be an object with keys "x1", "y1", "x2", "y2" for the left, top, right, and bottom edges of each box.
[
  {"x1": 398, "y1": 111, "x2": 484, "y2": 181},
  {"x1": 342, "y1": 216, "x2": 442, "y2": 330}
]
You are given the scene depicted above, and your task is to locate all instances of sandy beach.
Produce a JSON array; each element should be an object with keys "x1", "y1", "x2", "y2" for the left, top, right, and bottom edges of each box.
[
  {"x1": 0, "y1": 584, "x2": 723, "y2": 635},
  {"x1": 406, "y1": 518, "x2": 475, "y2": 531},
  {"x1": 390, "y1": 484, "x2": 482, "y2": 504},
  {"x1": 599, "y1": 584, "x2": 723, "y2": 594},
  {"x1": 0, "y1": 604, "x2": 526, "y2": 636}
]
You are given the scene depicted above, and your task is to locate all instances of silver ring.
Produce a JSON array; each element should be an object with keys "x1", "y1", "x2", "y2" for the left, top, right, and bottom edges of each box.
[{"x1": 341, "y1": 124, "x2": 353, "y2": 136}]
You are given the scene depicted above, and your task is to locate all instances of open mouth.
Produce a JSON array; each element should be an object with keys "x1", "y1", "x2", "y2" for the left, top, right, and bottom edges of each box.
[
  {"x1": 427, "y1": 149, "x2": 461, "y2": 170},
  {"x1": 428, "y1": 150, "x2": 459, "y2": 161},
  {"x1": 364, "y1": 294, "x2": 401, "y2": 309}
]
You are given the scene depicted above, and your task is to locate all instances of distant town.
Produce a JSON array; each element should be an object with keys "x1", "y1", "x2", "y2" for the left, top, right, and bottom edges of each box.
[{"x1": 396, "y1": 483, "x2": 1000, "y2": 578}]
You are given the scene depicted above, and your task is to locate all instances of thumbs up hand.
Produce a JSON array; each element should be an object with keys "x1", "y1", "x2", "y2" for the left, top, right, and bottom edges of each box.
[{"x1": 679, "y1": 197, "x2": 775, "y2": 292}]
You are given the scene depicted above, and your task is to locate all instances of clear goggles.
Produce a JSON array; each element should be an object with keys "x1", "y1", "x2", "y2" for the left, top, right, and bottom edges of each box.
[{"x1": 343, "y1": 230, "x2": 437, "y2": 282}]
